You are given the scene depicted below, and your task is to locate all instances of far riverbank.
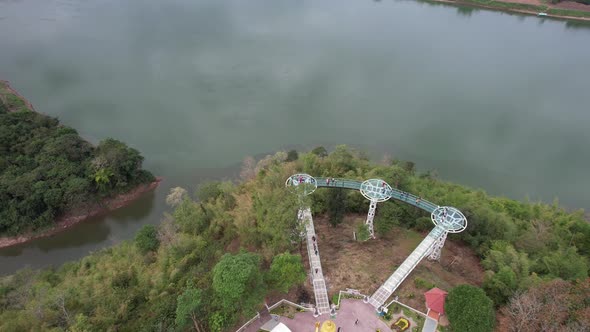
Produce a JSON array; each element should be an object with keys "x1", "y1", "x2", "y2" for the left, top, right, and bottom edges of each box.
[
  {"x1": 421, "y1": 0, "x2": 590, "y2": 21},
  {"x1": 0, "y1": 178, "x2": 162, "y2": 249}
]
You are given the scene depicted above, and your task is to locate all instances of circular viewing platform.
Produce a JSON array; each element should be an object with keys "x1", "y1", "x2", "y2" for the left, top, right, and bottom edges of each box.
[
  {"x1": 359, "y1": 179, "x2": 392, "y2": 202},
  {"x1": 431, "y1": 206, "x2": 467, "y2": 233},
  {"x1": 285, "y1": 173, "x2": 317, "y2": 196}
]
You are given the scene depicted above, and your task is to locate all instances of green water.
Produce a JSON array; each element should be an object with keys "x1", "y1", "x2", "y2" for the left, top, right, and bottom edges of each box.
[{"x1": 1, "y1": 0, "x2": 589, "y2": 274}]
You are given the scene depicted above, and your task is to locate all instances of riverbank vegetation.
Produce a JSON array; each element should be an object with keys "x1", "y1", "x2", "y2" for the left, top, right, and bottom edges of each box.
[
  {"x1": 0, "y1": 83, "x2": 154, "y2": 236},
  {"x1": 421, "y1": 0, "x2": 590, "y2": 20},
  {"x1": 0, "y1": 146, "x2": 588, "y2": 331}
]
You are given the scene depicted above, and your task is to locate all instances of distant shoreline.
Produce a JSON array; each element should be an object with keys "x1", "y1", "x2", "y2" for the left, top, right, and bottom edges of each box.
[
  {"x1": 422, "y1": 0, "x2": 590, "y2": 22},
  {"x1": 0, "y1": 177, "x2": 162, "y2": 249}
]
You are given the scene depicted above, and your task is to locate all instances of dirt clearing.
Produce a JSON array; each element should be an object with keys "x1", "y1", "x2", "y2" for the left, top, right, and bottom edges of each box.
[{"x1": 305, "y1": 214, "x2": 484, "y2": 312}]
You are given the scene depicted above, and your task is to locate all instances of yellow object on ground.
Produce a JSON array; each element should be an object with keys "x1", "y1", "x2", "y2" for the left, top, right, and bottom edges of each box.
[
  {"x1": 393, "y1": 317, "x2": 410, "y2": 331},
  {"x1": 320, "y1": 320, "x2": 336, "y2": 332}
]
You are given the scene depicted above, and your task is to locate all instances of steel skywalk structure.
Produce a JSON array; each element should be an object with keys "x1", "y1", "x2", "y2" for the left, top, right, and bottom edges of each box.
[
  {"x1": 286, "y1": 174, "x2": 467, "y2": 313},
  {"x1": 299, "y1": 207, "x2": 330, "y2": 315}
]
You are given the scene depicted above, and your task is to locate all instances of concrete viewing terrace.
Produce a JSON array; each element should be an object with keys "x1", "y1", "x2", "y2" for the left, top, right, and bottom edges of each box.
[{"x1": 241, "y1": 299, "x2": 393, "y2": 332}]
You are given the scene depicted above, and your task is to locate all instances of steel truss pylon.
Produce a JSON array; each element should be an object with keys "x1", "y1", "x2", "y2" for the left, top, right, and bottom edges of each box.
[
  {"x1": 427, "y1": 231, "x2": 447, "y2": 261},
  {"x1": 365, "y1": 199, "x2": 377, "y2": 239}
]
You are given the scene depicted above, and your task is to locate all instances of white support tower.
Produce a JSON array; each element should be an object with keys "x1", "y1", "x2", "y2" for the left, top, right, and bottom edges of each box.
[
  {"x1": 365, "y1": 199, "x2": 378, "y2": 239},
  {"x1": 427, "y1": 231, "x2": 447, "y2": 261},
  {"x1": 359, "y1": 179, "x2": 392, "y2": 240}
]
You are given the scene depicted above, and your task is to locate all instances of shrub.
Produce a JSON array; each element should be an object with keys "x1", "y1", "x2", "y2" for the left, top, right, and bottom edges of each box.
[
  {"x1": 286, "y1": 149, "x2": 299, "y2": 162},
  {"x1": 414, "y1": 277, "x2": 435, "y2": 290},
  {"x1": 356, "y1": 223, "x2": 370, "y2": 241},
  {"x1": 135, "y1": 225, "x2": 160, "y2": 254},
  {"x1": 311, "y1": 146, "x2": 328, "y2": 157},
  {"x1": 383, "y1": 311, "x2": 392, "y2": 320},
  {"x1": 446, "y1": 285, "x2": 495, "y2": 332},
  {"x1": 267, "y1": 253, "x2": 306, "y2": 293},
  {"x1": 297, "y1": 286, "x2": 310, "y2": 303},
  {"x1": 331, "y1": 294, "x2": 339, "y2": 306}
]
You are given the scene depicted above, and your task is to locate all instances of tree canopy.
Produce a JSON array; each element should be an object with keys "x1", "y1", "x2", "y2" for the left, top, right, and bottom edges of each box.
[
  {"x1": 267, "y1": 252, "x2": 306, "y2": 293},
  {"x1": 212, "y1": 251, "x2": 265, "y2": 312},
  {"x1": 0, "y1": 145, "x2": 588, "y2": 331},
  {"x1": 175, "y1": 286, "x2": 205, "y2": 332},
  {"x1": 0, "y1": 107, "x2": 154, "y2": 236},
  {"x1": 446, "y1": 285, "x2": 495, "y2": 332},
  {"x1": 502, "y1": 279, "x2": 590, "y2": 331},
  {"x1": 134, "y1": 224, "x2": 160, "y2": 254}
]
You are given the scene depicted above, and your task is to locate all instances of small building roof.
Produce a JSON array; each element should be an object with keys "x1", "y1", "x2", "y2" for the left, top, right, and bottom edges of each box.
[
  {"x1": 425, "y1": 288, "x2": 448, "y2": 314},
  {"x1": 270, "y1": 323, "x2": 292, "y2": 332}
]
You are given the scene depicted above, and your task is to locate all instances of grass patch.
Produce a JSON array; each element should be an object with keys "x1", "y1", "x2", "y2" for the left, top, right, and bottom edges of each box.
[
  {"x1": 484, "y1": 0, "x2": 546, "y2": 11},
  {"x1": 427, "y1": 0, "x2": 590, "y2": 19},
  {"x1": 332, "y1": 294, "x2": 339, "y2": 306},
  {"x1": 270, "y1": 304, "x2": 298, "y2": 319},
  {"x1": 414, "y1": 277, "x2": 436, "y2": 290},
  {"x1": 388, "y1": 303, "x2": 401, "y2": 313},
  {"x1": 469, "y1": 0, "x2": 546, "y2": 10},
  {"x1": 399, "y1": 229, "x2": 424, "y2": 251},
  {"x1": 340, "y1": 292, "x2": 364, "y2": 300},
  {"x1": 402, "y1": 306, "x2": 414, "y2": 317},
  {"x1": 356, "y1": 223, "x2": 370, "y2": 242},
  {"x1": 480, "y1": 0, "x2": 590, "y2": 20},
  {"x1": 413, "y1": 314, "x2": 426, "y2": 332},
  {"x1": 0, "y1": 82, "x2": 32, "y2": 113},
  {"x1": 548, "y1": 8, "x2": 590, "y2": 17},
  {"x1": 386, "y1": 302, "x2": 427, "y2": 332},
  {"x1": 6, "y1": 94, "x2": 25, "y2": 109}
]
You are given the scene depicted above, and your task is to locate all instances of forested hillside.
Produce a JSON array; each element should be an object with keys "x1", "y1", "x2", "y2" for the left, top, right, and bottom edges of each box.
[
  {"x1": 0, "y1": 84, "x2": 154, "y2": 236},
  {"x1": 0, "y1": 146, "x2": 588, "y2": 331}
]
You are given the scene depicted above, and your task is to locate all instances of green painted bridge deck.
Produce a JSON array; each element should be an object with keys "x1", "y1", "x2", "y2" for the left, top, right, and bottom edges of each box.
[{"x1": 315, "y1": 177, "x2": 438, "y2": 213}]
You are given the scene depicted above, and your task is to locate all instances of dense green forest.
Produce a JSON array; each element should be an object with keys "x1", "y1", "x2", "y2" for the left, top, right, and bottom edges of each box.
[
  {"x1": 0, "y1": 94, "x2": 154, "y2": 236},
  {"x1": 0, "y1": 146, "x2": 588, "y2": 331}
]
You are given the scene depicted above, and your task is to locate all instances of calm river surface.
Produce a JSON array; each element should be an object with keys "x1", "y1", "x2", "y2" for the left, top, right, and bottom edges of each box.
[{"x1": 1, "y1": 0, "x2": 590, "y2": 274}]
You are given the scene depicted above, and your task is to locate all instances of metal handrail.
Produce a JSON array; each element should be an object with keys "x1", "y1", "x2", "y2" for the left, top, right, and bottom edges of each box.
[{"x1": 316, "y1": 177, "x2": 438, "y2": 213}]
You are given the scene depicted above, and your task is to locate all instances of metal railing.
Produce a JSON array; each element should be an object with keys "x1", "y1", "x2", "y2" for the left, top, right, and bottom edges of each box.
[
  {"x1": 235, "y1": 312, "x2": 261, "y2": 332},
  {"x1": 315, "y1": 177, "x2": 438, "y2": 213},
  {"x1": 300, "y1": 208, "x2": 330, "y2": 314}
]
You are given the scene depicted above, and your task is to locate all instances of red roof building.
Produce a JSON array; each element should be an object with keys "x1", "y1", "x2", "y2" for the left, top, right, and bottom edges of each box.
[{"x1": 424, "y1": 288, "x2": 448, "y2": 321}]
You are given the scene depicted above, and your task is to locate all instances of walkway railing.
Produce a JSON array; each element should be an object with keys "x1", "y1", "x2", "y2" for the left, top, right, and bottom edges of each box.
[
  {"x1": 335, "y1": 288, "x2": 368, "y2": 309},
  {"x1": 300, "y1": 207, "x2": 331, "y2": 314},
  {"x1": 316, "y1": 177, "x2": 438, "y2": 212},
  {"x1": 267, "y1": 299, "x2": 313, "y2": 312},
  {"x1": 235, "y1": 312, "x2": 261, "y2": 332},
  {"x1": 368, "y1": 226, "x2": 445, "y2": 309}
]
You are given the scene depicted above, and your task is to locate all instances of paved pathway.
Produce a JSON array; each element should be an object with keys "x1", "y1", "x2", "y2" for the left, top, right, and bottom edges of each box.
[
  {"x1": 300, "y1": 207, "x2": 330, "y2": 314},
  {"x1": 422, "y1": 317, "x2": 438, "y2": 332},
  {"x1": 278, "y1": 299, "x2": 392, "y2": 332}
]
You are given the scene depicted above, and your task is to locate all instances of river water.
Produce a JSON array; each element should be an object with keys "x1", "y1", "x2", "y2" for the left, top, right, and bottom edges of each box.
[{"x1": 1, "y1": 0, "x2": 589, "y2": 274}]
